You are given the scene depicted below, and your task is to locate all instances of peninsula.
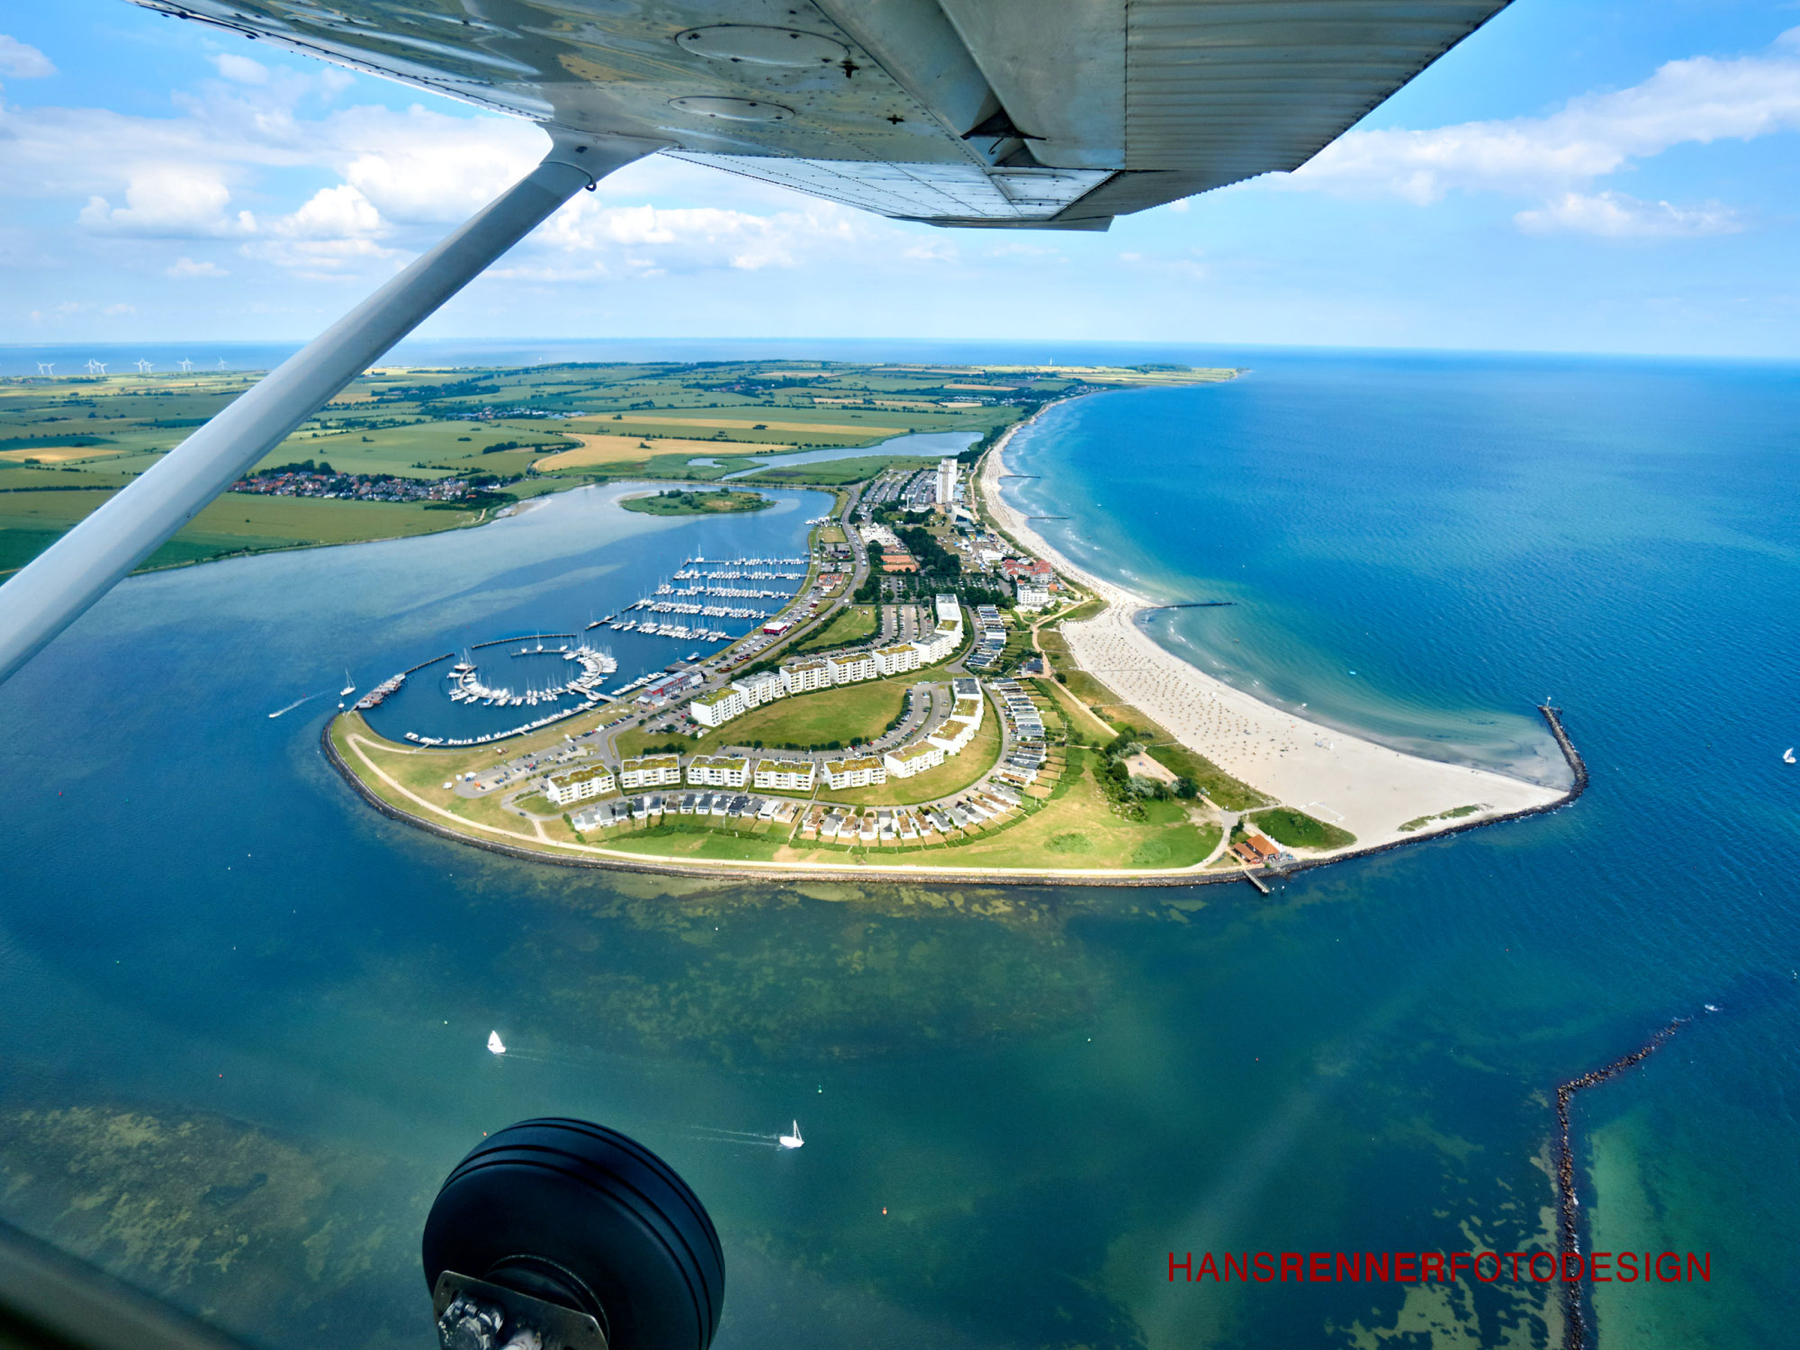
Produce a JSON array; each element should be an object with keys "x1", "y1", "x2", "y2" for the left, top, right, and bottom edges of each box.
[{"x1": 323, "y1": 364, "x2": 1578, "y2": 889}]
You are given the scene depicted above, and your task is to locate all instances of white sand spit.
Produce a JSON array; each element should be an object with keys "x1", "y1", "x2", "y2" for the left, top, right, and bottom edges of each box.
[{"x1": 978, "y1": 415, "x2": 1565, "y2": 851}]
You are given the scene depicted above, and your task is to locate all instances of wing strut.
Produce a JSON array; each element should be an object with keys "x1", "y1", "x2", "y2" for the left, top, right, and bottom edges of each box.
[{"x1": 0, "y1": 133, "x2": 657, "y2": 687}]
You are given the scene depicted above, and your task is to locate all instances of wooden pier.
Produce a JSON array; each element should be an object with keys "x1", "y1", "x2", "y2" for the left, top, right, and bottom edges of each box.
[
  {"x1": 470, "y1": 632, "x2": 578, "y2": 651},
  {"x1": 401, "y1": 652, "x2": 453, "y2": 676},
  {"x1": 1239, "y1": 867, "x2": 1270, "y2": 894}
]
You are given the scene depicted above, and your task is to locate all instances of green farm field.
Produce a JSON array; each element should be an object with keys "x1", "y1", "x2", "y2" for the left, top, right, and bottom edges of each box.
[{"x1": 0, "y1": 359, "x2": 1222, "y2": 576}]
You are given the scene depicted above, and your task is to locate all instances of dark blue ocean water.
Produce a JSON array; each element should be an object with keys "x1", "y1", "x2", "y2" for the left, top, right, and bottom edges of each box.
[{"x1": 1, "y1": 349, "x2": 1797, "y2": 1349}]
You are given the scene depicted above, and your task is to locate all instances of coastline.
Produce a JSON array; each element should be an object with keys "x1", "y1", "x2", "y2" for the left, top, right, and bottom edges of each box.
[
  {"x1": 316, "y1": 385, "x2": 1583, "y2": 887},
  {"x1": 321, "y1": 711, "x2": 1583, "y2": 889},
  {"x1": 977, "y1": 398, "x2": 1570, "y2": 851}
]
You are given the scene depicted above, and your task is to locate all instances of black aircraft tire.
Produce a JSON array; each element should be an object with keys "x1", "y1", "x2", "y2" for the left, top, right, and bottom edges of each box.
[{"x1": 423, "y1": 1117, "x2": 724, "y2": 1350}]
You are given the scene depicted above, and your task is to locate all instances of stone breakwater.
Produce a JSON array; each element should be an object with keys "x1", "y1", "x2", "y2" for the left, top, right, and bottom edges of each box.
[{"x1": 1553, "y1": 1014, "x2": 1689, "y2": 1350}]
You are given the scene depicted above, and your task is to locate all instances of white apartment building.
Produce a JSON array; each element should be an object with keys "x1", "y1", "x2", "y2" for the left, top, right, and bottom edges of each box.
[
  {"x1": 690, "y1": 685, "x2": 747, "y2": 728},
  {"x1": 913, "y1": 622, "x2": 959, "y2": 665},
  {"x1": 619, "y1": 755, "x2": 682, "y2": 789},
  {"x1": 873, "y1": 643, "x2": 919, "y2": 677},
  {"x1": 883, "y1": 740, "x2": 946, "y2": 778},
  {"x1": 544, "y1": 764, "x2": 617, "y2": 806},
  {"x1": 928, "y1": 718, "x2": 976, "y2": 755},
  {"x1": 826, "y1": 650, "x2": 878, "y2": 685},
  {"x1": 733, "y1": 669, "x2": 786, "y2": 708},
  {"x1": 935, "y1": 594, "x2": 962, "y2": 624},
  {"x1": 936, "y1": 458, "x2": 957, "y2": 506},
  {"x1": 753, "y1": 758, "x2": 817, "y2": 792},
  {"x1": 1015, "y1": 583, "x2": 1051, "y2": 611},
  {"x1": 781, "y1": 659, "x2": 831, "y2": 694},
  {"x1": 822, "y1": 756, "x2": 887, "y2": 789},
  {"x1": 686, "y1": 755, "x2": 750, "y2": 788}
]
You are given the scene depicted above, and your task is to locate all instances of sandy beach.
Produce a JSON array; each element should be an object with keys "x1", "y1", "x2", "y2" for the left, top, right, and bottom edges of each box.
[{"x1": 977, "y1": 411, "x2": 1566, "y2": 852}]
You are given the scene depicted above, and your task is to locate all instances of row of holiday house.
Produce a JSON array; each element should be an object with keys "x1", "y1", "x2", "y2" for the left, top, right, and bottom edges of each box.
[
  {"x1": 688, "y1": 594, "x2": 965, "y2": 730},
  {"x1": 544, "y1": 675, "x2": 988, "y2": 805}
]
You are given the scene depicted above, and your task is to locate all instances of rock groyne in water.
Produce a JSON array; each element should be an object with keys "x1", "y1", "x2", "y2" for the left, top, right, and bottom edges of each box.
[{"x1": 1552, "y1": 1015, "x2": 1688, "y2": 1350}]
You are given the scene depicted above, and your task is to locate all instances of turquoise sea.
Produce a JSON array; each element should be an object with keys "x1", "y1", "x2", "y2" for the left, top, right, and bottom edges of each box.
[{"x1": 1, "y1": 346, "x2": 1797, "y2": 1349}]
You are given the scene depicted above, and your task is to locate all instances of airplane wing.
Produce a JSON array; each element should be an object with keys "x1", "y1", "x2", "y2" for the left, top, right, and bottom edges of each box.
[
  {"x1": 132, "y1": 0, "x2": 1512, "y2": 230},
  {"x1": 0, "y1": 0, "x2": 1513, "y2": 685}
]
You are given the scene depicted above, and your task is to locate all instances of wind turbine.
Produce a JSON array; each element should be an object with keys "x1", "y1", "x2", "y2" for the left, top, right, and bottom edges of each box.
[
  {"x1": 178, "y1": 358, "x2": 194, "y2": 373},
  {"x1": 36, "y1": 362, "x2": 54, "y2": 377},
  {"x1": 135, "y1": 359, "x2": 153, "y2": 374},
  {"x1": 216, "y1": 358, "x2": 226, "y2": 370},
  {"x1": 94, "y1": 361, "x2": 107, "y2": 375}
]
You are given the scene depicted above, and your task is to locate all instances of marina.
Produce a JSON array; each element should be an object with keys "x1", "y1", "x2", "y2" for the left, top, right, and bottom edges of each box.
[{"x1": 356, "y1": 543, "x2": 812, "y2": 746}]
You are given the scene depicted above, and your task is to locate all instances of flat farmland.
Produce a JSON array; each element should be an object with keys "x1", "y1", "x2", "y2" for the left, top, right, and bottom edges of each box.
[{"x1": 537, "y1": 433, "x2": 793, "y2": 471}]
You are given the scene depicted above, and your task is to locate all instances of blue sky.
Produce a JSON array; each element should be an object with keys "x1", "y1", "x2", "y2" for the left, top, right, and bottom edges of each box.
[{"x1": 5, "y1": 0, "x2": 1800, "y2": 357}]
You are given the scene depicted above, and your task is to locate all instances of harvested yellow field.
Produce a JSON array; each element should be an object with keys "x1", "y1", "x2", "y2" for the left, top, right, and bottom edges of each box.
[
  {"x1": 0, "y1": 446, "x2": 127, "y2": 464},
  {"x1": 579, "y1": 414, "x2": 906, "y2": 435},
  {"x1": 536, "y1": 433, "x2": 793, "y2": 470}
]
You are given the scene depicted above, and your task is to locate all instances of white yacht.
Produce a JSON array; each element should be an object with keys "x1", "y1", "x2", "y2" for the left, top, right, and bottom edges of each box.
[
  {"x1": 487, "y1": 1031, "x2": 506, "y2": 1055},
  {"x1": 778, "y1": 1121, "x2": 803, "y2": 1150}
]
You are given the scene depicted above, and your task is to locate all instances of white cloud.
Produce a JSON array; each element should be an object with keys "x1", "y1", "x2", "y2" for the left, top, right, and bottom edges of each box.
[
  {"x1": 273, "y1": 184, "x2": 384, "y2": 239},
  {"x1": 166, "y1": 256, "x2": 229, "y2": 278},
  {"x1": 338, "y1": 115, "x2": 546, "y2": 223},
  {"x1": 28, "y1": 300, "x2": 134, "y2": 321},
  {"x1": 212, "y1": 53, "x2": 269, "y2": 86},
  {"x1": 0, "y1": 35, "x2": 55, "y2": 79},
  {"x1": 1514, "y1": 191, "x2": 1742, "y2": 238},
  {"x1": 1, "y1": 50, "x2": 1012, "y2": 295},
  {"x1": 1278, "y1": 26, "x2": 1800, "y2": 235},
  {"x1": 518, "y1": 196, "x2": 865, "y2": 276},
  {"x1": 1295, "y1": 28, "x2": 1800, "y2": 200},
  {"x1": 78, "y1": 164, "x2": 256, "y2": 238}
]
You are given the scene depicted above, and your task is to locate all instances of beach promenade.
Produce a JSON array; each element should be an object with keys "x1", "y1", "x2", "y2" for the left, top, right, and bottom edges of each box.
[{"x1": 978, "y1": 419, "x2": 1567, "y2": 850}]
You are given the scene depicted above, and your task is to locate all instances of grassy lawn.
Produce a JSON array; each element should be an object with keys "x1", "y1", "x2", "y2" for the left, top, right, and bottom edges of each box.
[
  {"x1": 605, "y1": 823, "x2": 788, "y2": 861},
  {"x1": 1143, "y1": 740, "x2": 1270, "y2": 812},
  {"x1": 334, "y1": 709, "x2": 1233, "y2": 874},
  {"x1": 792, "y1": 604, "x2": 878, "y2": 655},
  {"x1": 718, "y1": 676, "x2": 909, "y2": 749},
  {"x1": 1249, "y1": 806, "x2": 1356, "y2": 849},
  {"x1": 734, "y1": 455, "x2": 940, "y2": 486},
  {"x1": 0, "y1": 489, "x2": 481, "y2": 577},
  {"x1": 1056, "y1": 666, "x2": 1121, "y2": 717},
  {"x1": 827, "y1": 711, "x2": 1002, "y2": 806},
  {"x1": 923, "y1": 755, "x2": 1219, "y2": 870},
  {"x1": 613, "y1": 728, "x2": 699, "y2": 758},
  {"x1": 1398, "y1": 804, "x2": 1482, "y2": 832}
]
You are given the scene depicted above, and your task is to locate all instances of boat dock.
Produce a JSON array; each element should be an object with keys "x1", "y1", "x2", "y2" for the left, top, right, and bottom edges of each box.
[{"x1": 470, "y1": 632, "x2": 576, "y2": 651}]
